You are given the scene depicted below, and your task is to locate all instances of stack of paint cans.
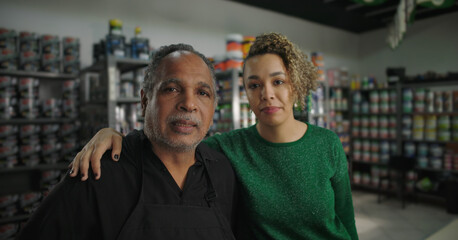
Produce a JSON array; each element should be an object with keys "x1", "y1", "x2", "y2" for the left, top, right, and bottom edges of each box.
[
  {"x1": 0, "y1": 125, "x2": 18, "y2": 168},
  {"x1": 226, "y1": 33, "x2": 243, "y2": 71},
  {"x1": 40, "y1": 123, "x2": 61, "y2": 164},
  {"x1": 60, "y1": 121, "x2": 81, "y2": 162},
  {"x1": 18, "y1": 31, "x2": 40, "y2": 71},
  {"x1": 18, "y1": 77, "x2": 40, "y2": 119},
  {"x1": 0, "y1": 76, "x2": 17, "y2": 119},
  {"x1": 0, "y1": 28, "x2": 18, "y2": 70},
  {"x1": 19, "y1": 124, "x2": 41, "y2": 166},
  {"x1": 1, "y1": 27, "x2": 81, "y2": 74},
  {"x1": 242, "y1": 36, "x2": 255, "y2": 59},
  {"x1": 62, "y1": 37, "x2": 80, "y2": 74},
  {"x1": 40, "y1": 34, "x2": 60, "y2": 73},
  {"x1": 311, "y1": 52, "x2": 325, "y2": 82},
  {"x1": 0, "y1": 193, "x2": 20, "y2": 239},
  {"x1": 61, "y1": 79, "x2": 79, "y2": 118}
]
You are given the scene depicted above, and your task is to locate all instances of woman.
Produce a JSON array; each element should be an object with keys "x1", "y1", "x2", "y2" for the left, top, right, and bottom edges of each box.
[{"x1": 70, "y1": 33, "x2": 358, "y2": 239}]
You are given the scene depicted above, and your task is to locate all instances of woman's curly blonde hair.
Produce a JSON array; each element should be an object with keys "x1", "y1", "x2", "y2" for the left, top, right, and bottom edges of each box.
[{"x1": 244, "y1": 32, "x2": 318, "y2": 110}]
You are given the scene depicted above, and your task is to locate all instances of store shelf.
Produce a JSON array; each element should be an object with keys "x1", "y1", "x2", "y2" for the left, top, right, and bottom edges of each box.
[
  {"x1": 415, "y1": 167, "x2": 458, "y2": 174},
  {"x1": 81, "y1": 57, "x2": 149, "y2": 74},
  {"x1": 354, "y1": 87, "x2": 396, "y2": 92},
  {"x1": 309, "y1": 113, "x2": 327, "y2": 118},
  {"x1": 329, "y1": 86, "x2": 350, "y2": 89},
  {"x1": 0, "y1": 214, "x2": 29, "y2": 225},
  {"x1": 352, "y1": 137, "x2": 396, "y2": 141},
  {"x1": 0, "y1": 70, "x2": 77, "y2": 80},
  {"x1": 402, "y1": 138, "x2": 458, "y2": 144},
  {"x1": 117, "y1": 97, "x2": 140, "y2": 103},
  {"x1": 81, "y1": 60, "x2": 105, "y2": 73},
  {"x1": 402, "y1": 112, "x2": 458, "y2": 116},
  {"x1": 0, "y1": 118, "x2": 78, "y2": 125},
  {"x1": 294, "y1": 113, "x2": 309, "y2": 119},
  {"x1": 352, "y1": 160, "x2": 387, "y2": 167},
  {"x1": 330, "y1": 109, "x2": 349, "y2": 112},
  {"x1": 402, "y1": 79, "x2": 458, "y2": 88},
  {"x1": 351, "y1": 183, "x2": 379, "y2": 191},
  {"x1": 115, "y1": 58, "x2": 149, "y2": 74},
  {"x1": 215, "y1": 69, "x2": 242, "y2": 79},
  {"x1": 352, "y1": 112, "x2": 396, "y2": 116},
  {"x1": 0, "y1": 163, "x2": 69, "y2": 174}
]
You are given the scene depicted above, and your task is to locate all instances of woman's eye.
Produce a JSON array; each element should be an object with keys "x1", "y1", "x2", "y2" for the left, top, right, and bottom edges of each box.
[
  {"x1": 248, "y1": 83, "x2": 260, "y2": 89},
  {"x1": 273, "y1": 80, "x2": 284, "y2": 85}
]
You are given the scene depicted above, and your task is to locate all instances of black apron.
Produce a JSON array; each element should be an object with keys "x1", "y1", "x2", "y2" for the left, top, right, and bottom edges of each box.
[{"x1": 116, "y1": 139, "x2": 235, "y2": 240}]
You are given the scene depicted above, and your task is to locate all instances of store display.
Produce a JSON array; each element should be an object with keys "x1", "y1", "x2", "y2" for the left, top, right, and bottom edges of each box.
[
  {"x1": 1, "y1": 50, "x2": 80, "y2": 231},
  {"x1": 106, "y1": 19, "x2": 126, "y2": 58},
  {"x1": 0, "y1": 28, "x2": 17, "y2": 52},
  {"x1": 226, "y1": 33, "x2": 243, "y2": 71},
  {"x1": 131, "y1": 27, "x2": 150, "y2": 60},
  {"x1": 19, "y1": 32, "x2": 39, "y2": 53},
  {"x1": 0, "y1": 49, "x2": 17, "y2": 70}
]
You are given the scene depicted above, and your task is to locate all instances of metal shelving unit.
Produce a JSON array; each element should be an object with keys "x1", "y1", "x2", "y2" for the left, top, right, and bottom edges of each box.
[
  {"x1": 80, "y1": 56, "x2": 148, "y2": 138},
  {"x1": 350, "y1": 78, "x2": 458, "y2": 202},
  {"x1": 0, "y1": 118, "x2": 77, "y2": 125},
  {"x1": 0, "y1": 70, "x2": 77, "y2": 80},
  {"x1": 212, "y1": 69, "x2": 248, "y2": 133},
  {"x1": 0, "y1": 70, "x2": 80, "y2": 225}
]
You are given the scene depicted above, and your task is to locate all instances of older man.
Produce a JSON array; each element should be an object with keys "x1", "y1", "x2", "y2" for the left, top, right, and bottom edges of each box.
[{"x1": 17, "y1": 44, "x2": 238, "y2": 240}]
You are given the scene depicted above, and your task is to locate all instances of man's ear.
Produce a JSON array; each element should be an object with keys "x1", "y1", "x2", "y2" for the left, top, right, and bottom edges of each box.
[{"x1": 141, "y1": 89, "x2": 148, "y2": 117}]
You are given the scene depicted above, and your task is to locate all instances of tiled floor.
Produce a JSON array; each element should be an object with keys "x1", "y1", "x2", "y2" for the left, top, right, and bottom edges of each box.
[{"x1": 353, "y1": 190, "x2": 458, "y2": 240}]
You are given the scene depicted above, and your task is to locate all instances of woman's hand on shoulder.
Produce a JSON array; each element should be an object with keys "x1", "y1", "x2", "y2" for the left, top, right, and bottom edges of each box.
[{"x1": 68, "y1": 128, "x2": 124, "y2": 181}]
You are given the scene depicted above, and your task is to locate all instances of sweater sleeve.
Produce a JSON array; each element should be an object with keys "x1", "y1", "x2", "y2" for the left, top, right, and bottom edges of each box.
[
  {"x1": 203, "y1": 134, "x2": 224, "y2": 152},
  {"x1": 331, "y1": 134, "x2": 359, "y2": 240}
]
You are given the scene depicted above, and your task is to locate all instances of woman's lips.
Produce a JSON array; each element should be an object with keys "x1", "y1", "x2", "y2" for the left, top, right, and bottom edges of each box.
[{"x1": 261, "y1": 107, "x2": 280, "y2": 114}]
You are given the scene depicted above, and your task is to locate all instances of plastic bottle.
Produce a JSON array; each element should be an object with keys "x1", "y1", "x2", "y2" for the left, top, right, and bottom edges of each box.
[{"x1": 131, "y1": 27, "x2": 150, "y2": 60}]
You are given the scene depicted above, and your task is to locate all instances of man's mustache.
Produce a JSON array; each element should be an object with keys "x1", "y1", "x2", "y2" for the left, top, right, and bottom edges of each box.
[{"x1": 167, "y1": 114, "x2": 201, "y2": 127}]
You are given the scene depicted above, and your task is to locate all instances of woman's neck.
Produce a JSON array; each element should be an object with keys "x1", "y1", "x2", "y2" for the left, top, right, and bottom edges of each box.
[{"x1": 256, "y1": 118, "x2": 307, "y2": 143}]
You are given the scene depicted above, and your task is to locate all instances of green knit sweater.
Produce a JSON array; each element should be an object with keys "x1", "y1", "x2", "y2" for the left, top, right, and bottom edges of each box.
[{"x1": 204, "y1": 123, "x2": 358, "y2": 240}]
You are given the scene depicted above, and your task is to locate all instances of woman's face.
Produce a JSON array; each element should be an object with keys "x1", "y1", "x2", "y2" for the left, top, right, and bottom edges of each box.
[{"x1": 243, "y1": 53, "x2": 295, "y2": 127}]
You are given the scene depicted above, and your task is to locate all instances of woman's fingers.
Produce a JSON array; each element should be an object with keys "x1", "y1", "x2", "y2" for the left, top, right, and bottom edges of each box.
[
  {"x1": 69, "y1": 149, "x2": 84, "y2": 177},
  {"x1": 90, "y1": 143, "x2": 107, "y2": 180},
  {"x1": 111, "y1": 134, "x2": 122, "y2": 161},
  {"x1": 79, "y1": 145, "x2": 93, "y2": 181}
]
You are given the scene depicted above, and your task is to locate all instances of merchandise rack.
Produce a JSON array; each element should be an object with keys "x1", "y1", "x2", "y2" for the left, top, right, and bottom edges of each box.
[
  {"x1": 0, "y1": 69, "x2": 81, "y2": 225},
  {"x1": 0, "y1": 70, "x2": 77, "y2": 80},
  {"x1": 349, "y1": 78, "x2": 458, "y2": 202},
  {"x1": 212, "y1": 69, "x2": 246, "y2": 133},
  {"x1": 80, "y1": 56, "x2": 149, "y2": 138}
]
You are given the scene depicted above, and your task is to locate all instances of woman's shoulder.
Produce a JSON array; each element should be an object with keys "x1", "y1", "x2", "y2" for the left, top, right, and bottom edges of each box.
[
  {"x1": 208, "y1": 126, "x2": 253, "y2": 142},
  {"x1": 307, "y1": 123, "x2": 339, "y2": 140}
]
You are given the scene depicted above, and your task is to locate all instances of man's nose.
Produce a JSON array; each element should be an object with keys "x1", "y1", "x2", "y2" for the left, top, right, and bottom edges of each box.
[{"x1": 178, "y1": 91, "x2": 197, "y2": 112}]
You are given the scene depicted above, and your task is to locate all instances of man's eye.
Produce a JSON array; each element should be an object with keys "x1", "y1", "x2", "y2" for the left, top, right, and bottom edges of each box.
[
  {"x1": 164, "y1": 87, "x2": 178, "y2": 92},
  {"x1": 248, "y1": 84, "x2": 260, "y2": 89},
  {"x1": 198, "y1": 90, "x2": 210, "y2": 97}
]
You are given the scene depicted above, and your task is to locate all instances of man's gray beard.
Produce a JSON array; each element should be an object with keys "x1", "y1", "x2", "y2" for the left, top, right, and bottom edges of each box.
[{"x1": 143, "y1": 111, "x2": 207, "y2": 153}]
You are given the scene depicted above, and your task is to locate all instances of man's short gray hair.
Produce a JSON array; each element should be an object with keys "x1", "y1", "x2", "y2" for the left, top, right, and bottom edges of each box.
[{"x1": 143, "y1": 43, "x2": 217, "y2": 105}]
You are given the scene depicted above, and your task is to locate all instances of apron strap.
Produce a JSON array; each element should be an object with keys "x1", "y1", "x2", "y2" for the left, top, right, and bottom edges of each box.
[{"x1": 200, "y1": 153, "x2": 236, "y2": 240}]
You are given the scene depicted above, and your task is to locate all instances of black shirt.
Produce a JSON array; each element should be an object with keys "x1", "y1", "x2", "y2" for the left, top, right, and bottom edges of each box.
[{"x1": 17, "y1": 130, "x2": 238, "y2": 240}]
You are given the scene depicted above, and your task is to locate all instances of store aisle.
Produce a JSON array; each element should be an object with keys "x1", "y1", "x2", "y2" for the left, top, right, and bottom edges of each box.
[{"x1": 352, "y1": 190, "x2": 458, "y2": 240}]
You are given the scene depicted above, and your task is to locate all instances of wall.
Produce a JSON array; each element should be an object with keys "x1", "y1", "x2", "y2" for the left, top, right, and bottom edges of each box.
[
  {"x1": 0, "y1": 0, "x2": 360, "y2": 73},
  {"x1": 358, "y1": 12, "x2": 458, "y2": 81}
]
